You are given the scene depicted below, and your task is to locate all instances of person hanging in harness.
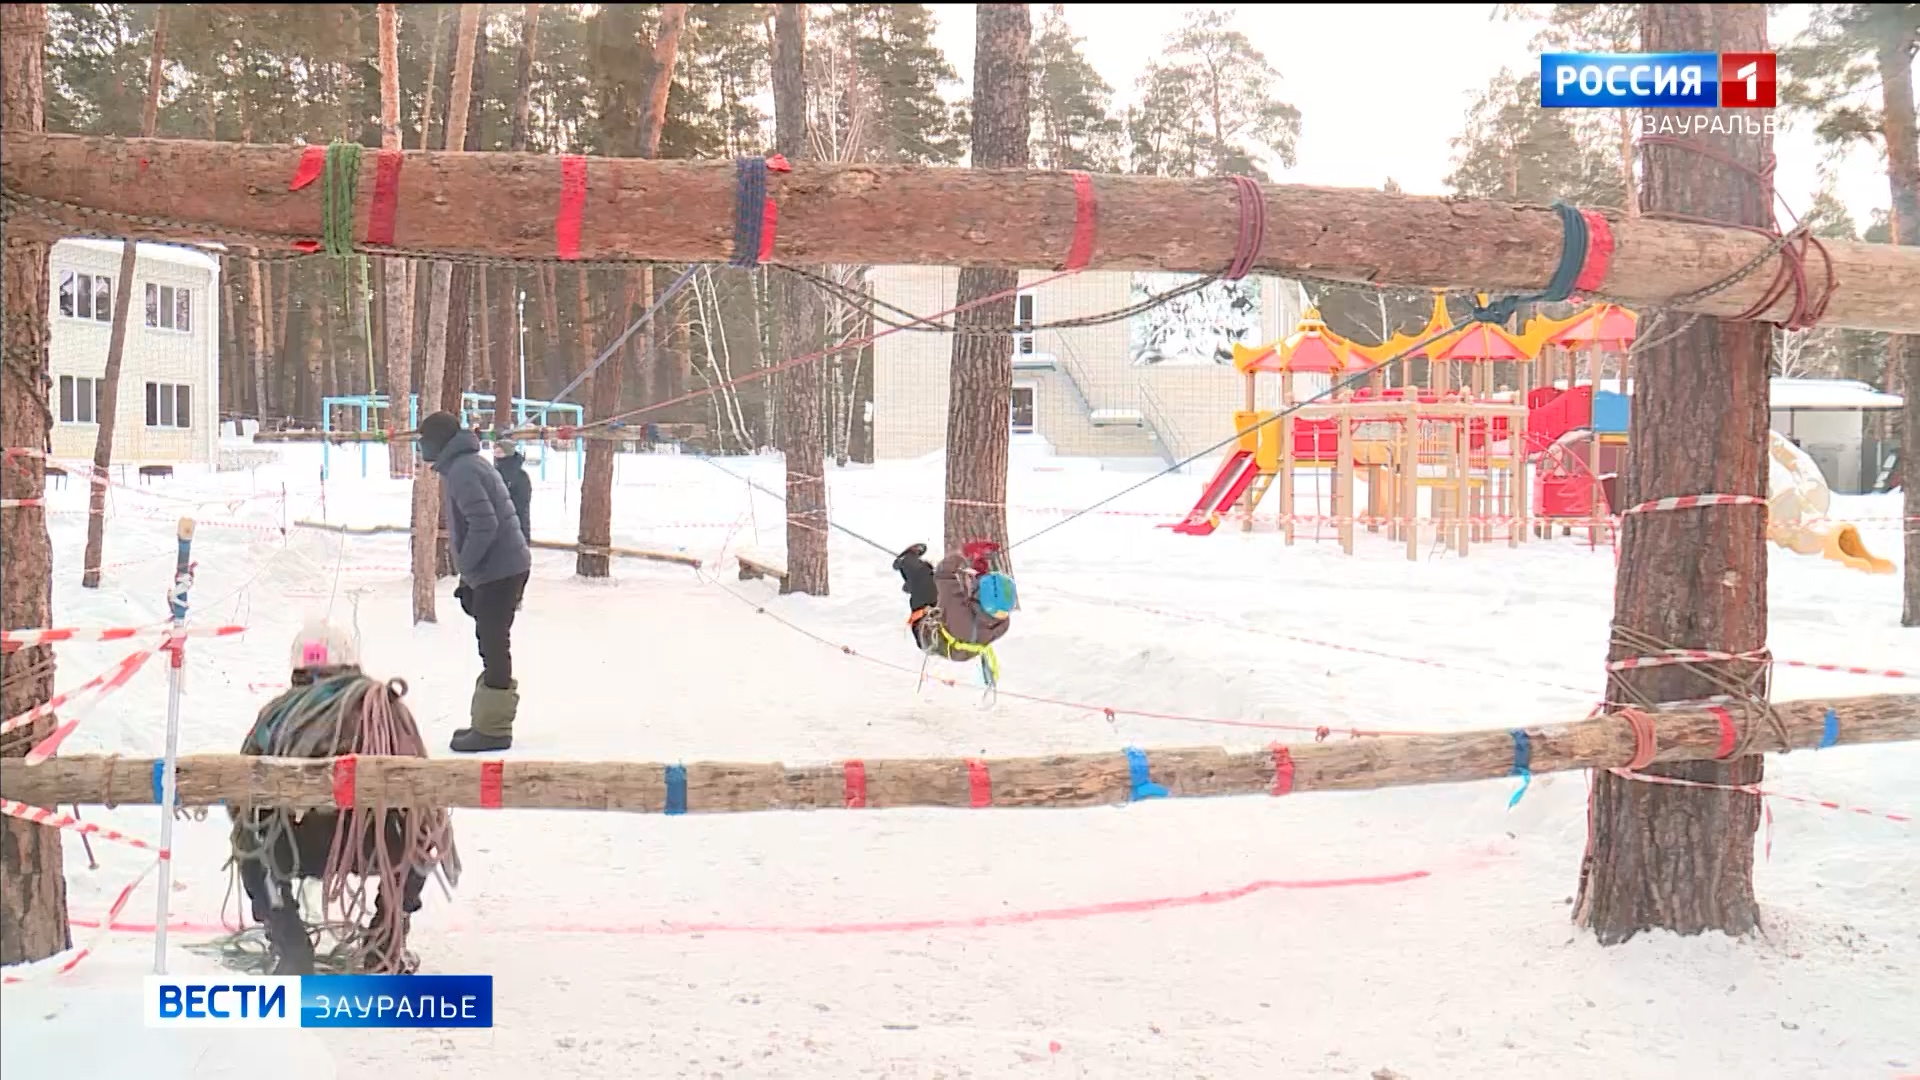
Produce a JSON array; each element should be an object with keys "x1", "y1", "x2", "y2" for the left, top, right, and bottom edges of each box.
[{"x1": 892, "y1": 540, "x2": 1016, "y2": 686}]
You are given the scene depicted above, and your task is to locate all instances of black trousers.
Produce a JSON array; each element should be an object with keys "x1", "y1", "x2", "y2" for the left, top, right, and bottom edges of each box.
[{"x1": 465, "y1": 571, "x2": 528, "y2": 689}]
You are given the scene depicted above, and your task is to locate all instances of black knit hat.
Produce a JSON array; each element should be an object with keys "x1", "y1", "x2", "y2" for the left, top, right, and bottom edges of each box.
[{"x1": 417, "y1": 411, "x2": 462, "y2": 460}]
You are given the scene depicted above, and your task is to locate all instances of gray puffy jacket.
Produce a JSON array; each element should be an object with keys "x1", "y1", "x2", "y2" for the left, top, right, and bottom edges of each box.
[{"x1": 430, "y1": 430, "x2": 532, "y2": 586}]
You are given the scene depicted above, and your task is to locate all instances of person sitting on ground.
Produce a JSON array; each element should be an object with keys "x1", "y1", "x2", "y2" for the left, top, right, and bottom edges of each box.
[
  {"x1": 492, "y1": 440, "x2": 534, "y2": 545},
  {"x1": 892, "y1": 542, "x2": 1011, "y2": 662},
  {"x1": 417, "y1": 411, "x2": 532, "y2": 753}
]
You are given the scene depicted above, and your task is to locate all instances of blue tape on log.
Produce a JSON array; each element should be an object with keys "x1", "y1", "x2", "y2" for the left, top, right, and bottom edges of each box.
[
  {"x1": 152, "y1": 760, "x2": 165, "y2": 805},
  {"x1": 1125, "y1": 747, "x2": 1168, "y2": 801},
  {"x1": 1819, "y1": 708, "x2": 1838, "y2": 749},
  {"x1": 664, "y1": 764, "x2": 688, "y2": 816},
  {"x1": 1508, "y1": 730, "x2": 1532, "y2": 809}
]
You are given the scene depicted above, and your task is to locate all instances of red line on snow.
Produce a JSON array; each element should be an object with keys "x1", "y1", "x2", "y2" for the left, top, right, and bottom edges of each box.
[{"x1": 73, "y1": 869, "x2": 1431, "y2": 939}]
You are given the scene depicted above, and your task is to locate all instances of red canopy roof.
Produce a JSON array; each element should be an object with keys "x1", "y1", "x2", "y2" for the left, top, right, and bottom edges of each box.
[
  {"x1": 1427, "y1": 323, "x2": 1529, "y2": 362},
  {"x1": 1550, "y1": 305, "x2": 1638, "y2": 348}
]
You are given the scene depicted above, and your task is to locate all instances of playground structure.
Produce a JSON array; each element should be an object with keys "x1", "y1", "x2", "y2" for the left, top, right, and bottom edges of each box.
[
  {"x1": 319, "y1": 392, "x2": 584, "y2": 481},
  {"x1": 1768, "y1": 431, "x2": 1896, "y2": 574},
  {"x1": 1168, "y1": 300, "x2": 1892, "y2": 572}
]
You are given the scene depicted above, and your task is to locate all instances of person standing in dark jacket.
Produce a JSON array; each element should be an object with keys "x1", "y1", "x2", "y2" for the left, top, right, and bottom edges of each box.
[
  {"x1": 417, "y1": 412, "x2": 532, "y2": 753},
  {"x1": 492, "y1": 441, "x2": 534, "y2": 544}
]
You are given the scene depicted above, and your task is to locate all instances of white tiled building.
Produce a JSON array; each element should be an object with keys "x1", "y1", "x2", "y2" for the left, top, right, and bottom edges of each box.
[
  {"x1": 871, "y1": 268, "x2": 1303, "y2": 465},
  {"x1": 48, "y1": 239, "x2": 221, "y2": 465}
]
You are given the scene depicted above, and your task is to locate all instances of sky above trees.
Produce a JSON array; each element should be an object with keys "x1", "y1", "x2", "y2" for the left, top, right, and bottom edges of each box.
[{"x1": 929, "y1": 3, "x2": 1899, "y2": 225}]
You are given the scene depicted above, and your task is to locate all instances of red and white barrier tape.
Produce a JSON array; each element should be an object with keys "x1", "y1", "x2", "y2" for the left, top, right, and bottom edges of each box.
[
  {"x1": 0, "y1": 648, "x2": 157, "y2": 763},
  {"x1": 1608, "y1": 648, "x2": 1915, "y2": 682},
  {"x1": 1612, "y1": 768, "x2": 1911, "y2": 825},
  {"x1": 0, "y1": 858, "x2": 161, "y2": 984},
  {"x1": 1, "y1": 623, "x2": 246, "y2": 650},
  {"x1": 0, "y1": 799, "x2": 164, "y2": 854}
]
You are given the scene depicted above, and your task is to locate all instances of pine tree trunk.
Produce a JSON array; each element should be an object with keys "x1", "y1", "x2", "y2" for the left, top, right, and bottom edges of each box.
[
  {"x1": 1877, "y1": 28, "x2": 1920, "y2": 626},
  {"x1": 538, "y1": 264, "x2": 564, "y2": 398},
  {"x1": 80, "y1": 240, "x2": 140, "y2": 588},
  {"x1": 773, "y1": 3, "x2": 830, "y2": 595},
  {"x1": 246, "y1": 253, "x2": 270, "y2": 425},
  {"x1": 943, "y1": 3, "x2": 1031, "y2": 553},
  {"x1": 575, "y1": 267, "x2": 622, "y2": 577},
  {"x1": 498, "y1": 3, "x2": 540, "y2": 435},
  {"x1": 80, "y1": 9, "x2": 168, "y2": 588},
  {"x1": 273, "y1": 261, "x2": 291, "y2": 415},
  {"x1": 221, "y1": 255, "x2": 240, "y2": 413},
  {"x1": 411, "y1": 2, "x2": 482, "y2": 623},
  {"x1": 378, "y1": 3, "x2": 413, "y2": 475},
  {"x1": 575, "y1": 3, "x2": 687, "y2": 579},
  {"x1": 1572, "y1": 2, "x2": 1771, "y2": 945},
  {"x1": 0, "y1": 0, "x2": 73, "y2": 967}
]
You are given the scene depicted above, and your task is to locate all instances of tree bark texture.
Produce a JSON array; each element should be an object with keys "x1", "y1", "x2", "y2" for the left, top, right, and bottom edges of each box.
[
  {"x1": 410, "y1": 2, "x2": 482, "y2": 623},
  {"x1": 80, "y1": 240, "x2": 141, "y2": 589},
  {"x1": 11, "y1": 693, "x2": 1914, "y2": 815},
  {"x1": 574, "y1": 3, "x2": 687, "y2": 579},
  {"x1": 12, "y1": 135, "x2": 1920, "y2": 335},
  {"x1": 943, "y1": 3, "x2": 1031, "y2": 553},
  {"x1": 246, "y1": 253, "x2": 270, "y2": 423},
  {"x1": 773, "y1": 3, "x2": 829, "y2": 596},
  {"x1": 1573, "y1": 3, "x2": 1772, "y2": 946},
  {"x1": 83, "y1": 7, "x2": 169, "y2": 582},
  {"x1": 574, "y1": 267, "x2": 619, "y2": 576},
  {"x1": 0, "y1": 0, "x2": 73, "y2": 966},
  {"x1": 1877, "y1": 28, "x2": 1920, "y2": 626},
  {"x1": 496, "y1": 3, "x2": 541, "y2": 437},
  {"x1": 378, "y1": 3, "x2": 414, "y2": 477}
]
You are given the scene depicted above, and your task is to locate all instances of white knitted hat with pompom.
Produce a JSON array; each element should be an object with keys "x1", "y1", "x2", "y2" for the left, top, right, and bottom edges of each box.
[{"x1": 290, "y1": 617, "x2": 359, "y2": 671}]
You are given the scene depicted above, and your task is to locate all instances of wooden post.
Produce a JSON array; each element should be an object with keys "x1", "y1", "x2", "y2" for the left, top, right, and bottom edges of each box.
[
  {"x1": 1574, "y1": 3, "x2": 1775, "y2": 945},
  {"x1": 1402, "y1": 407, "x2": 1420, "y2": 561},
  {"x1": 1336, "y1": 409, "x2": 1354, "y2": 554},
  {"x1": 11, "y1": 134, "x2": 1920, "y2": 335}
]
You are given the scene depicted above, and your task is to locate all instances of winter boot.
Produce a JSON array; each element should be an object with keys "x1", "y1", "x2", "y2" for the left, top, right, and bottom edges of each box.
[
  {"x1": 450, "y1": 676, "x2": 517, "y2": 753},
  {"x1": 264, "y1": 898, "x2": 316, "y2": 976}
]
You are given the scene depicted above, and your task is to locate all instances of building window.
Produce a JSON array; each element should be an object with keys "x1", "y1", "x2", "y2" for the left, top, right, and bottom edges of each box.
[
  {"x1": 1014, "y1": 293, "x2": 1036, "y2": 355},
  {"x1": 1010, "y1": 385, "x2": 1036, "y2": 435},
  {"x1": 146, "y1": 381, "x2": 192, "y2": 429},
  {"x1": 57, "y1": 271, "x2": 113, "y2": 323},
  {"x1": 59, "y1": 375, "x2": 102, "y2": 424},
  {"x1": 145, "y1": 283, "x2": 192, "y2": 332}
]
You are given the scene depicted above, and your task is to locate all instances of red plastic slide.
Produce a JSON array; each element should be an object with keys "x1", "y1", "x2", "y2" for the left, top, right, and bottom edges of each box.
[{"x1": 1165, "y1": 450, "x2": 1262, "y2": 536}]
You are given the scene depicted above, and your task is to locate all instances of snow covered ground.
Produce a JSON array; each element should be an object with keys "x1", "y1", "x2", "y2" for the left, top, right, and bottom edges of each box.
[{"x1": 2, "y1": 443, "x2": 1915, "y2": 1079}]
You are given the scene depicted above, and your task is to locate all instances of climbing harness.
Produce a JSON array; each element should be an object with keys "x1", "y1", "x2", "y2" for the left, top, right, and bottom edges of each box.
[{"x1": 908, "y1": 607, "x2": 1000, "y2": 707}]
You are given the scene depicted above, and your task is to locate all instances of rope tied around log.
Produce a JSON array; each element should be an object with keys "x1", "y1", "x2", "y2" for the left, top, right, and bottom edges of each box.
[
  {"x1": 1634, "y1": 134, "x2": 1837, "y2": 331},
  {"x1": 1465, "y1": 200, "x2": 1593, "y2": 326},
  {"x1": 1223, "y1": 175, "x2": 1266, "y2": 280},
  {"x1": 1606, "y1": 624, "x2": 1789, "y2": 761}
]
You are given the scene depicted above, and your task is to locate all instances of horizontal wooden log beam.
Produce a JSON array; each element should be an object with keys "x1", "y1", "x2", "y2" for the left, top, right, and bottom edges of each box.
[
  {"x1": 5, "y1": 695, "x2": 1912, "y2": 814},
  {"x1": 291, "y1": 519, "x2": 700, "y2": 568},
  {"x1": 5, "y1": 134, "x2": 1917, "y2": 335}
]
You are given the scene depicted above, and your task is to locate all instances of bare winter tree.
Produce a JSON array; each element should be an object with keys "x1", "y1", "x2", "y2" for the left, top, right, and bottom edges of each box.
[
  {"x1": 943, "y1": 4, "x2": 1031, "y2": 552},
  {"x1": 0, "y1": 1, "x2": 73, "y2": 966},
  {"x1": 410, "y1": 2, "x2": 483, "y2": 624},
  {"x1": 80, "y1": 7, "x2": 167, "y2": 590},
  {"x1": 379, "y1": 3, "x2": 414, "y2": 479},
  {"x1": 773, "y1": 3, "x2": 830, "y2": 595},
  {"x1": 1574, "y1": 2, "x2": 1774, "y2": 944},
  {"x1": 575, "y1": 4, "x2": 688, "y2": 578}
]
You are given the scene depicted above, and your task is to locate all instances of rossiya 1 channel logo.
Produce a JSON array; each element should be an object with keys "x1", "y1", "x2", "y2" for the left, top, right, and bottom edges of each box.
[
  {"x1": 1539, "y1": 52, "x2": 1777, "y2": 109},
  {"x1": 144, "y1": 974, "x2": 493, "y2": 1029}
]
